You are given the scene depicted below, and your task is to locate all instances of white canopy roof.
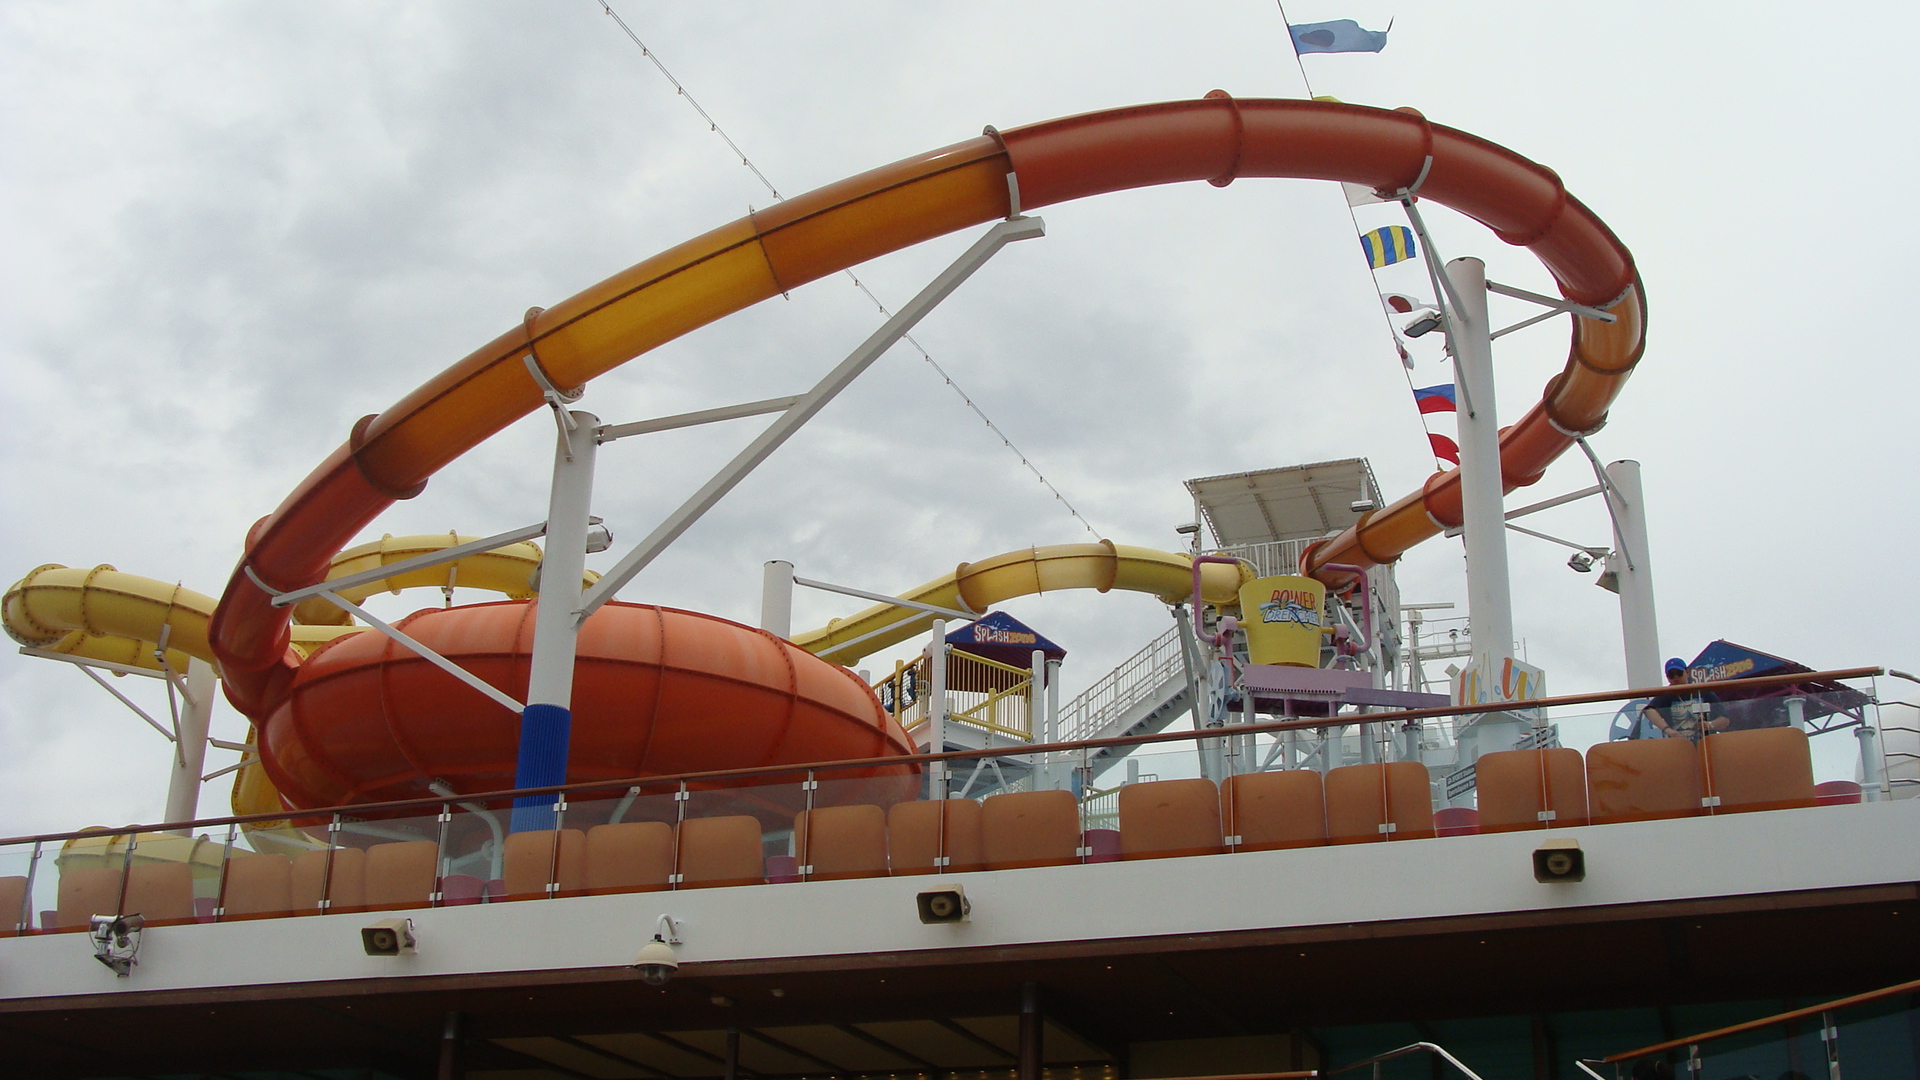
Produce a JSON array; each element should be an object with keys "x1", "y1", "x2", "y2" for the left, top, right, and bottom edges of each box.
[{"x1": 1185, "y1": 458, "x2": 1381, "y2": 547}]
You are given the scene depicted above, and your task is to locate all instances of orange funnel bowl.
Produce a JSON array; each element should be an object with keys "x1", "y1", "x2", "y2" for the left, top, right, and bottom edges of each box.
[{"x1": 259, "y1": 600, "x2": 920, "y2": 810}]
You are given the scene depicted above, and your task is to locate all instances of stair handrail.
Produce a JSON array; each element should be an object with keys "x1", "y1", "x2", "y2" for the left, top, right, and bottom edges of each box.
[
  {"x1": 1597, "y1": 974, "x2": 1920, "y2": 1070},
  {"x1": 1059, "y1": 624, "x2": 1185, "y2": 742},
  {"x1": 1324, "y1": 1041, "x2": 1486, "y2": 1080}
]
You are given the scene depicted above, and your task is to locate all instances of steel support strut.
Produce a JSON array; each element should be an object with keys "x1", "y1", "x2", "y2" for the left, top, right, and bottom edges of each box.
[
  {"x1": 513, "y1": 408, "x2": 600, "y2": 832},
  {"x1": 577, "y1": 215, "x2": 1046, "y2": 620}
]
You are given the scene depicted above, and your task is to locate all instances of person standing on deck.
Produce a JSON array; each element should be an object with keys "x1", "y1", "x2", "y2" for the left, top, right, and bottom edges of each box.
[{"x1": 1641, "y1": 657, "x2": 1729, "y2": 741}]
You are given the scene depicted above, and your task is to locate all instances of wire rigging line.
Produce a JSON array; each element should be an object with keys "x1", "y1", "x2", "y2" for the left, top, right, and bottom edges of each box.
[
  {"x1": 593, "y1": 1, "x2": 1099, "y2": 537},
  {"x1": 1274, "y1": 1, "x2": 1450, "y2": 470}
]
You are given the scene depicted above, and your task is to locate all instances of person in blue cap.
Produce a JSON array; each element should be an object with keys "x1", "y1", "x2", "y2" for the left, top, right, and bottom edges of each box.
[{"x1": 1641, "y1": 657, "x2": 1729, "y2": 741}]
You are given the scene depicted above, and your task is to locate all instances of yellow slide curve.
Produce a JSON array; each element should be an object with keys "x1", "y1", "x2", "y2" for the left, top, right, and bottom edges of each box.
[{"x1": 791, "y1": 542, "x2": 1253, "y2": 664}]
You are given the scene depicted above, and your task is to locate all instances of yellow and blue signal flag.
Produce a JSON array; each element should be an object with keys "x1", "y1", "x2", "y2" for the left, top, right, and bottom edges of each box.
[{"x1": 1360, "y1": 225, "x2": 1417, "y2": 268}]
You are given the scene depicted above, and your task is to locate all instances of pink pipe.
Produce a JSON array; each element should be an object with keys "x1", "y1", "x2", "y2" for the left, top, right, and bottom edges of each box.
[{"x1": 1190, "y1": 556, "x2": 1243, "y2": 646}]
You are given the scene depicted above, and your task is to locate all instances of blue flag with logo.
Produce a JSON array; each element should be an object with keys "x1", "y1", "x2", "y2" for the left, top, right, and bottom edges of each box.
[
  {"x1": 1289, "y1": 19, "x2": 1390, "y2": 55},
  {"x1": 1360, "y1": 225, "x2": 1416, "y2": 268}
]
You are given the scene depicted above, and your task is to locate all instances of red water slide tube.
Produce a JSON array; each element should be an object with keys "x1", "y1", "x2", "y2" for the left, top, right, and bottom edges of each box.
[{"x1": 212, "y1": 96, "x2": 1643, "y2": 760}]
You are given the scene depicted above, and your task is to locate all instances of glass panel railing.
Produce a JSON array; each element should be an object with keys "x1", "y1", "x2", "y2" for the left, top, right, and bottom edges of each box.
[
  {"x1": 800, "y1": 767, "x2": 918, "y2": 882},
  {"x1": 514, "y1": 783, "x2": 683, "y2": 898},
  {"x1": 28, "y1": 829, "x2": 229, "y2": 931},
  {"x1": 333, "y1": 806, "x2": 447, "y2": 915},
  {"x1": 46, "y1": 831, "x2": 133, "y2": 933},
  {"x1": 1691, "y1": 1020, "x2": 1823, "y2": 1080},
  {"x1": 431, "y1": 797, "x2": 508, "y2": 904},
  {"x1": 216, "y1": 811, "x2": 331, "y2": 921},
  {"x1": 1596, "y1": 980, "x2": 1919, "y2": 1080},
  {"x1": 1830, "y1": 993, "x2": 1920, "y2": 1078},
  {"x1": 678, "y1": 770, "x2": 808, "y2": 890},
  {"x1": 0, "y1": 840, "x2": 41, "y2": 935},
  {"x1": 0, "y1": 674, "x2": 1900, "y2": 934}
]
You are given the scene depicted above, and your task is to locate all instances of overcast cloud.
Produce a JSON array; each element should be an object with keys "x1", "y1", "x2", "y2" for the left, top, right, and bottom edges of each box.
[{"x1": 3, "y1": 2, "x2": 1916, "y2": 837}]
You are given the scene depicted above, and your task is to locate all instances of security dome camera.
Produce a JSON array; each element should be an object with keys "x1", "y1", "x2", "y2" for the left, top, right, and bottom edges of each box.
[{"x1": 633, "y1": 935, "x2": 679, "y2": 986}]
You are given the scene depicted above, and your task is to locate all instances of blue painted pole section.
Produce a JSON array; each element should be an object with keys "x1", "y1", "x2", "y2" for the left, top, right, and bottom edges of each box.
[{"x1": 511, "y1": 702, "x2": 573, "y2": 832}]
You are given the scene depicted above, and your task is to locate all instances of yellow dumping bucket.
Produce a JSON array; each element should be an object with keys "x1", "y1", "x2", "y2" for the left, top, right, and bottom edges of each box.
[{"x1": 1239, "y1": 575, "x2": 1326, "y2": 667}]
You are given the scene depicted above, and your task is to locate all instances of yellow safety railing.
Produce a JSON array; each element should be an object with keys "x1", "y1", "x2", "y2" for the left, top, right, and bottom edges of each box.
[
  {"x1": 946, "y1": 651, "x2": 1034, "y2": 740},
  {"x1": 869, "y1": 651, "x2": 1037, "y2": 742}
]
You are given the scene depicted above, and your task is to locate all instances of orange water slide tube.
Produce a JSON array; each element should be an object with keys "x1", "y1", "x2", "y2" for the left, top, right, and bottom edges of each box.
[{"x1": 212, "y1": 96, "x2": 1644, "y2": 728}]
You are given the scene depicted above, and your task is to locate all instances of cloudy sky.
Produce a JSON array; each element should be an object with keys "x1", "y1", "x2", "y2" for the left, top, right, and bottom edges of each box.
[{"x1": 3, "y1": 2, "x2": 1916, "y2": 837}]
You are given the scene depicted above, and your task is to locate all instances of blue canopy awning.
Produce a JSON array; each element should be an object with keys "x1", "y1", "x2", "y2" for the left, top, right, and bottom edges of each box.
[
  {"x1": 946, "y1": 611, "x2": 1066, "y2": 668},
  {"x1": 1681, "y1": 639, "x2": 1868, "y2": 725}
]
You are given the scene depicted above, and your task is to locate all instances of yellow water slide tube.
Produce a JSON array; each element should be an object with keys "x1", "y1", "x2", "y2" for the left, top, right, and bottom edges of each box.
[
  {"x1": 3, "y1": 536, "x2": 591, "y2": 826},
  {"x1": 792, "y1": 542, "x2": 1252, "y2": 664},
  {"x1": 289, "y1": 531, "x2": 590, "y2": 625},
  {"x1": 4, "y1": 565, "x2": 217, "y2": 669}
]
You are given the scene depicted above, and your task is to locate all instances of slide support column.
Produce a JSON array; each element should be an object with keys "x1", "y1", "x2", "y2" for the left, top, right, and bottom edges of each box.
[
  {"x1": 514, "y1": 409, "x2": 600, "y2": 831},
  {"x1": 1604, "y1": 459, "x2": 1661, "y2": 689},
  {"x1": 761, "y1": 560, "x2": 794, "y2": 638},
  {"x1": 928, "y1": 619, "x2": 947, "y2": 799},
  {"x1": 162, "y1": 657, "x2": 217, "y2": 828},
  {"x1": 1448, "y1": 257, "x2": 1515, "y2": 667}
]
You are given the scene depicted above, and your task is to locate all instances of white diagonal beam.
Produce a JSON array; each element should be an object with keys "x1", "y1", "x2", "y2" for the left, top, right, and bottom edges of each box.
[
  {"x1": 316, "y1": 590, "x2": 524, "y2": 714},
  {"x1": 269, "y1": 522, "x2": 548, "y2": 608},
  {"x1": 578, "y1": 215, "x2": 1046, "y2": 620}
]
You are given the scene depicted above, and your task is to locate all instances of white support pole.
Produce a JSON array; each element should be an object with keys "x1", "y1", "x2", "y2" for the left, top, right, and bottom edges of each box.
[
  {"x1": 162, "y1": 657, "x2": 217, "y2": 828},
  {"x1": 1044, "y1": 656, "x2": 1064, "y2": 793},
  {"x1": 1029, "y1": 649, "x2": 1046, "y2": 742},
  {"x1": 927, "y1": 620, "x2": 948, "y2": 800},
  {"x1": 1029, "y1": 648, "x2": 1048, "y2": 790},
  {"x1": 514, "y1": 409, "x2": 600, "y2": 830},
  {"x1": 1045, "y1": 657, "x2": 1062, "y2": 744},
  {"x1": 1447, "y1": 257, "x2": 1516, "y2": 668},
  {"x1": 1603, "y1": 459, "x2": 1662, "y2": 689},
  {"x1": 1857, "y1": 724, "x2": 1885, "y2": 802},
  {"x1": 761, "y1": 561, "x2": 794, "y2": 639}
]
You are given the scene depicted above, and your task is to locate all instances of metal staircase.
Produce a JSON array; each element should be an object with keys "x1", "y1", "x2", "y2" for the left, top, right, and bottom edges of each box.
[{"x1": 1056, "y1": 625, "x2": 1197, "y2": 779}]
